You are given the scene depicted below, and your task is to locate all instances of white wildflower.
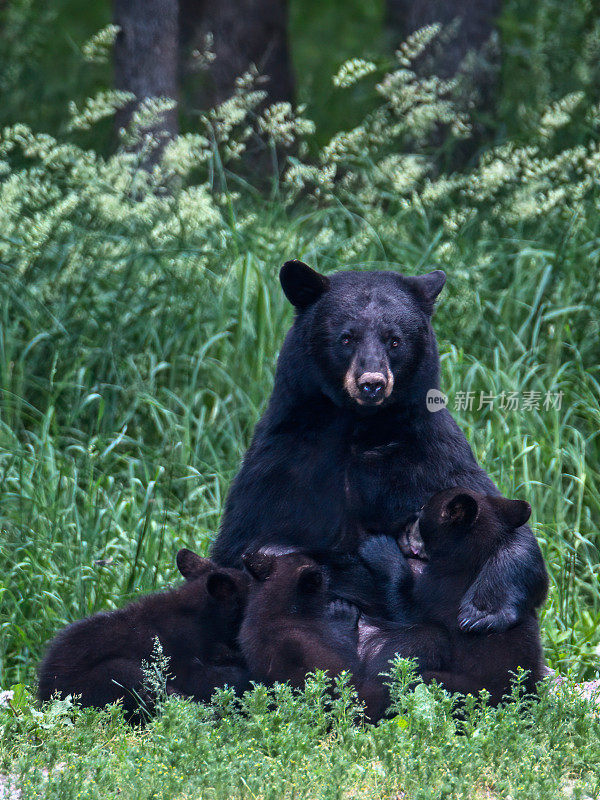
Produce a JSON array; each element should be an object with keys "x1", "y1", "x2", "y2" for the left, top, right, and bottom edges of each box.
[
  {"x1": 539, "y1": 92, "x2": 585, "y2": 138},
  {"x1": 333, "y1": 59, "x2": 377, "y2": 88},
  {"x1": 119, "y1": 97, "x2": 177, "y2": 147},
  {"x1": 321, "y1": 127, "x2": 368, "y2": 164},
  {"x1": 0, "y1": 690, "x2": 14, "y2": 708},
  {"x1": 395, "y1": 24, "x2": 441, "y2": 67},
  {"x1": 160, "y1": 134, "x2": 211, "y2": 177},
  {"x1": 190, "y1": 33, "x2": 216, "y2": 70},
  {"x1": 141, "y1": 637, "x2": 172, "y2": 701},
  {"x1": 81, "y1": 24, "x2": 120, "y2": 64},
  {"x1": 68, "y1": 90, "x2": 134, "y2": 132},
  {"x1": 258, "y1": 102, "x2": 315, "y2": 147}
]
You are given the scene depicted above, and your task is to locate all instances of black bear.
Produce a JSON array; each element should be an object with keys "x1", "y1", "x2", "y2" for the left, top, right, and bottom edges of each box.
[
  {"x1": 357, "y1": 488, "x2": 545, "y2": 705},
  {"x1": 239, "y1": 550, "x2": 386, "y2": 720},
  {"x1": 38, "y1": 550, "x2": 250, "y2": 719},
  {"x1": 211, "y1": 260, "x2": 548, "y2": 632}
]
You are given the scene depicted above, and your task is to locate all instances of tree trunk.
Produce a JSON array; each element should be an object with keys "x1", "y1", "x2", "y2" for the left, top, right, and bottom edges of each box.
[
  {"x1": 386, "y1": 0, "x2": 502, "y2": 79},
  {"x1": 114, "y1": 0, "x2": 179, "y2": 152},
  {"x1": 180, "y1": 0, "x2": 294, "y2": 108}
]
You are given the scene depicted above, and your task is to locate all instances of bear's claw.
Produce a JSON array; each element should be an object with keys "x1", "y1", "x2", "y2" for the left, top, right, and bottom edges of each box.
[{"x1": 458, "y1": 602, "x2": 519, "y2": 633}]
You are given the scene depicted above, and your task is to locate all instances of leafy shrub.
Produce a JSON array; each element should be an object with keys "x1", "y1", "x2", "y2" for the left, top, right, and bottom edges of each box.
[{"x1": 1, "y1": 668, "x2": 599, "y2": 800}]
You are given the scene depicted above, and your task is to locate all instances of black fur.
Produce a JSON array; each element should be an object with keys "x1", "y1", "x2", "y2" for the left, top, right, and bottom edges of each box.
[
  {"x1": 38, "y1": 550, "x2": 250, "y2": 720},
  {"x1": 211, "y1": 262, "x2": 548, "y2": 632},
  {"x1": 358, "y1": 488, "x2": 545, "y2": 706},
  {"x1": 239, "y1": 551, "x2": 385, "y2": 720}
]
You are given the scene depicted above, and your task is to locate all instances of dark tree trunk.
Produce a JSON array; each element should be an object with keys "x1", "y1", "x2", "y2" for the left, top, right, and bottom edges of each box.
[
  {"x1": 114, "y1": 0, "x2": 179, "y2": 151},
  {"x1": 386, "y1": 0, "x2": 502, "y2": 79},
  {"x1": 180, "y1": 0, "x2": 294, "y2": 108}
]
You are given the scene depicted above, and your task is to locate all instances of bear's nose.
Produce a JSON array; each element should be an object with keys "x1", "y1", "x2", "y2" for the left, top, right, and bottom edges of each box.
[{"x1": 357, "y1": 373, "x2": 386, "y2": 400}]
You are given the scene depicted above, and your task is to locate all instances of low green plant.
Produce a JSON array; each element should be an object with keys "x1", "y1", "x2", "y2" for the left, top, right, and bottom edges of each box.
[{"x1": 1, "y1": 667, "x2": 599, "y2": 800}]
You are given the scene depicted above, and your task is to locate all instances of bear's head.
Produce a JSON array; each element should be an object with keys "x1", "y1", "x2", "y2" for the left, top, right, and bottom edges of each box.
[
  {"x1": 242, "y1": 550, "x2": 327, "y2": 617},
  {"x1": 176, "y1": 548, "x2": 249, "y2": 645},
  {"x1": 279, "y1": 260, "x2": 446, "y2": 411},
  {"x1": 411, "y1": 487, "x2": 531, "y2": 568}
]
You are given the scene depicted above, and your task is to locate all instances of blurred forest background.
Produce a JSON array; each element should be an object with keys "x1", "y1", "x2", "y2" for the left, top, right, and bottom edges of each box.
[
  {"x1": 1, "y1": 0, "x2": 599, "y2": 690},
  {"x1": 3, "y1": 0, "x2": 600, "y2": 150}
]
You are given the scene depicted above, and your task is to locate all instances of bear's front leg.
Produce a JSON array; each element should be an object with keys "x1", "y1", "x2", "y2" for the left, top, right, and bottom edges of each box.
[{"x1": 457, "y1": 528, "x2": 548, "y2": 632}]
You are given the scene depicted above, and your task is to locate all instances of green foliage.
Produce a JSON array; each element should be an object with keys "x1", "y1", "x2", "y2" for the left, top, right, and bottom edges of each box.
[
  {"x1": 0, "y1": 0, "x2": 111, "y2": 139},
  {"x1": 1, "y1": 8, "x2": 599, "y2": 797},
  {"x1": 1, "y1": 22, "x2": 599, "y2": 694},
  {"x1": 2, "y1": 0, "x2": 599, "y2": 150},
  {"x1": 499, "y1": 0, "x2": 600, "y2": 139},
  {"x1": 0, "y1": 24, "x2": 598, "y2": 800},
  {"x1": 289, "y1": 0, "x2": 386, "y2": 146},
  {"x1": 141, "y1": 637, "x2": 173, "y2": 707},
  {"x1": 1, "y1": 670, "x2": 599, "y2": 799}
]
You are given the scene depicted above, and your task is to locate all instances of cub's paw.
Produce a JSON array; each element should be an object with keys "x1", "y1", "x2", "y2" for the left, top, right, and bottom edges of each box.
[
  {"x1": 327, "y1": 599, "x2": 360, "y2": 629},
  {"x1": 458, "y1": 602, "x2": 519, "y2": 633}
]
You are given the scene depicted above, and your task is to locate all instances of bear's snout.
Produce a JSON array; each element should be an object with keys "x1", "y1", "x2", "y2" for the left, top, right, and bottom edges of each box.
[
  {"x1": 358, "y1": 372, "x2": 386, "y2": 401},
  {"x1": 344, "y1": 362, "x2": 394, "y2": 406}
]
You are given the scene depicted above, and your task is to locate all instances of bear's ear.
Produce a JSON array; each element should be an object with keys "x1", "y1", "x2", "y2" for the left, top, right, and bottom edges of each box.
[
  {"x1": 441, "y1": 492, "x2": 479, "y2": 528},
  {"x1": 242, "y1": 551, "x2": 275, "y2": 582},
  {"x1": 280, "y1": 260, "x2": 330, "y2": 309},
  {"x1": 177, "y1": 548, "x2": 213, "y2": 581},
  {"x1": 489, "y1": 497, "x2": 532, "y2": 529},
  {"x1": 206, "y1": 572, "x2": 238, "y2": 601},
  {"x1": 296, "y1": 564, "x2": 323, "y2": 594},
  {"x1": 405, "y1": 270, "x2": 446, "y2": 313}
]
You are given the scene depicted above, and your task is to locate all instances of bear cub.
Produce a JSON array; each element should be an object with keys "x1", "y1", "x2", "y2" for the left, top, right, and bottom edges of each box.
[
  {"x1": 239, "y1": 550, "x2": 385, "y2": 720},
  {"x1": 359, "y1": 488, "x2": 545, "y2": 705},
  {"x1": 38, "y1": 549, "x2": 250, "y2": 720}
]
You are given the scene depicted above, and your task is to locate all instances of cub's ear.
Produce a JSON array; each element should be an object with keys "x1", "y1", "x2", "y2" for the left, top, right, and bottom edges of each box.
[
  {"x1": 177, "y1": 548, "x2": 213, "y2": 580},
  {"x1": 242, "y1": 551, "x2": 275, "y2": 581},
  {"x1": 280, "y1": 260, "x2": 330, "y2": 309},
  {"x1": 489, "y1": 497, "x2": 532, "y2": 529},
  {"x1": 405, "y1": 270, "x2": 446, "y2": 313},
  {"x1": 206, "y1": 572, "x2": 238, "y2": 601},
  {"x1": 441, "y1": 492, "x2": 479, "y2": 528},
  {"x1": 296, "y1": 564, "x2": 323, "y2": 594}
]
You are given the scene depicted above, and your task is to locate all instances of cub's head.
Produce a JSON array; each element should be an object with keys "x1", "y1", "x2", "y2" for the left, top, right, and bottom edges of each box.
[
  {"x1": 279, "y1": 260, "x2": 445, "y2": 411},
  {"x1": 242, "y1": 550, "x2": 327, "y2": 616},
  {"x1": 412, "y1": 488, "x2": 531, "y2": 566},
  {"x1": 176, "y1": 548, "x2": 249, "y2": 641}
]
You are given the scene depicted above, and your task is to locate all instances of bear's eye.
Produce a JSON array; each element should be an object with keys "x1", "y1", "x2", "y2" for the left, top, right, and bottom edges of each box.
[
  {"x1": 340, "y1": 333, "x2": 352, "y2": 346},
  {"x1": 389, "y1": 337, "x2": 400, "y2": 349}
]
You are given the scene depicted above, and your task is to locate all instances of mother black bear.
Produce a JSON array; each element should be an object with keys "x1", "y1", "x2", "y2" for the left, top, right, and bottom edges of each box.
[{"x1": 211, "y1": 260, "x2": 548, "y2": 632}]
